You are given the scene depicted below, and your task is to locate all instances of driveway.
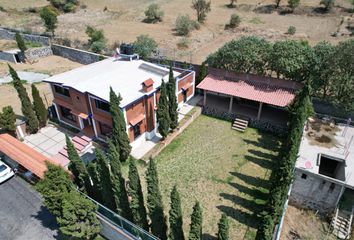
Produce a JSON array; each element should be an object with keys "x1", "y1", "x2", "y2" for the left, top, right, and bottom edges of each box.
[{"x1": 0, "y1": 177, "x2": 60, "y2": 240}]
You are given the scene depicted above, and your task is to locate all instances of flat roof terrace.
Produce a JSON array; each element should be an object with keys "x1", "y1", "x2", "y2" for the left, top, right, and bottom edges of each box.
[{"x1": 296, "y1": 117, "x2": 354, "y2": 187}]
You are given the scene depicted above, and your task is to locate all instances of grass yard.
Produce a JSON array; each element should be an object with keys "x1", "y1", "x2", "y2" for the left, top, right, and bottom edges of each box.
[{"x1": 135, "y1": 115, "x2": 282, "y2": 239}]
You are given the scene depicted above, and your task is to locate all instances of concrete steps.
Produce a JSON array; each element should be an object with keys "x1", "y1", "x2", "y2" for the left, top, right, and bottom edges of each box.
[
  {"x1": 332, "y1": 210, "x2": 352, "y2": 239},
  {"x1": 232, "y1": 118, "x2": 249, "y2": 132}
]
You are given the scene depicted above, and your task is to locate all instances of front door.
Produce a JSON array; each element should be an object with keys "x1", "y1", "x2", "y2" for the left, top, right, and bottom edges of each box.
[{"x1": 183, "y1": 89, "x2": 187, "y2": 103}]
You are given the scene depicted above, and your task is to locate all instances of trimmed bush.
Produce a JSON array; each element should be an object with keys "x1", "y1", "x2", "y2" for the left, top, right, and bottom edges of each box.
[
  {"x1": 229, "y1": 14, "x2": 241, "y2": 28},
  {"x1": 175, "y1": 15, "x2": 194, "y2": 36},
  {"x1": 287, "y1": 26, "x2": 296, "y2": 35}
]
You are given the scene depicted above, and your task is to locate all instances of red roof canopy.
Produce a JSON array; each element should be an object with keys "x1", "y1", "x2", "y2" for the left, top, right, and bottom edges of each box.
[{"x1": 197, "y1": 73, "x2": 302, "y2": 107}]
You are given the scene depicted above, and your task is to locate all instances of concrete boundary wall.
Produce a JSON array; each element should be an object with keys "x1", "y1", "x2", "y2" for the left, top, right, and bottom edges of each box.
[
  {"x1": 51, "y1": 44, "x2": 103, "y2": 65},
  {"x1": 0, "y1": 51, "x2": 16, "y2": 63},
  {"x1": 0, "y1": 28, "x2": 50, "y2": 46},
  {"x1": 25, "y1": 46, "x2": 53, "y2": 61}
]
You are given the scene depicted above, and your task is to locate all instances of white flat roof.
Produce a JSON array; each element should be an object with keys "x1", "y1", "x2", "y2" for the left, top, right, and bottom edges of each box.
[
  {"x1": 296, "y1": 122, "x2": 354, "y2": 187},
  {"x1": 44, "y1": 58, "x2": 181, "y2": 107}
]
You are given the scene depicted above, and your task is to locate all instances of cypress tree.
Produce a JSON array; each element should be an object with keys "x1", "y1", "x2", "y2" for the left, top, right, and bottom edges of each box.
[
  {"x1": 65, "y1": 135, "x2": 90, "y2": 193},
  {"x1": 169, "y1": 185, "x2": 185, "y2": 240},
  {"x1": 109, "y1": 87, "x2": 131, "y2": 161},
  {"x1": 196, "y1": 61, "x2": 208, "y2": 86},
  {"x1": 87, "y1": 161, "x2": 103, "y2": 203},
  {"x1": 167, "y1": 65, "x2": 179, "y2": 130},
  {"x1": 8, "y1": 64, "x2": 39, "y2": 133},
  {"x1": 157, "y1": 80, "x2": 170, "y2": 138},
  {"x1": 0, "y1": 106, "x2": 16, "y2": 133},
  {"x1": 146, "y1": 158, "x2": 168, "y2": 240},
  {"x1": 108, "y1": 142, "x2": 134, "y2": 221},
  {"x1": 128, "y1": 158, "x2": 149, "y2": 230},
  {"x1": 95, "y1": 148, "x2": 116, "y2": 211},
  {"x1": 31, "y1": 84, "x2": 47, "y2": 127},
  {"x1": 15, "y1": 32, "x2": 27, "y2": 53},
  {"x1": 189, "y1": 201, "x2": 202, "y2": 240},
  {"x1": 217, "y1": 213, "x2": 229, "y2": 240}
]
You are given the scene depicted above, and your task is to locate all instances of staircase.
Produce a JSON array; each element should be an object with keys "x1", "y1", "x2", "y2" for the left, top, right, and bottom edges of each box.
[
  {"x1": 232, "y1": 118, "x2": 249, "y2": 132},
  {"x1": 332, "y1": 208, "x2": 353, "y2": 239}
]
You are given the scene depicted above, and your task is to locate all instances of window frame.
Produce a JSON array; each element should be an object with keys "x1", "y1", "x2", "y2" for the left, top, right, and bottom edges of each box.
[
  {"x1": 99, "y1": 121, "x2": 112, "y2": 137},
  {"x1": 59, "y1": 105, "x2": 76, "y2": 123},
  {"x1": 54, "y1": 85, "x2": 70, "y2": 97},
  {"x1": 95, "y1": 99, "x2": 110, "y2": 112},
  {"x1": 133, "y1": 123, "x2": 141, "y2": 139}
]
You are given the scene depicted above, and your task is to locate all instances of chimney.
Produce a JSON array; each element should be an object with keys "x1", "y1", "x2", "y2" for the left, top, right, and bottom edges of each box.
[{"x1": 142, "y1": 78, "x2": 154, "y2": 93}]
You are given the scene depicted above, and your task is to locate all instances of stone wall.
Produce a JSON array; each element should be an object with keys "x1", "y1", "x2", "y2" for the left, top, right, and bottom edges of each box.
[
  {"x1": 0, "y1": 51, "x2": 16, "y2": 63},
  {"x1": 25, "y1": 46, "x2": 53, "y2": 61},
  {"x1": 0, "y1": 28, "x2": 50, "y2": 46},
  {"x1": 51, "y1": 44, "x2": 104, "y2": 65},
  {"x1": 289, "y1": 169, "x2": 343, "y2": 214}
]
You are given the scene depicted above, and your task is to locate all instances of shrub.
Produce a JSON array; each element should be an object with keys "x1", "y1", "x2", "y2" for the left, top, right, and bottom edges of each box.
[
  {"x1": 86, "y1": 26, "x2": 106, "y2": 53},
  {"x1": 63, "y1": 2, "x2": 76, "y2": 12},
  {"x1": 175, "y1": 15, "x2": 193, "y2": 36},
  {"x1": 229, "y1": 14, "x2": 241, "y2": 28},
  {"x1": 48, "y1": 0, "x2": 78, "y2": 12},
  {"x1": 287, "y1": 26, "x2": 296, "y2": 35},
  {"x1": 320, "y1": 0, "x2": 335, "y2": 11},
  {"x1": 0, "y1": 6, "x2": 6, "y2": 12},
  {"x1": 177, "y1": 38, "x2": 190, "y2": 49},
  {"x1": 133, "y1": 34, "x2": 158, "y2": 59},
  {"x1": 288, "y1": 0, "x2": 300, "y2": 11},
  {"x1": 191, "y1": 0, "x2": 211, "y2": 23},
  {"x1": 90, "y1": 41, "x2": 105, "y2": 53},
  {"x1": 144, "y1": 3, "x2": 164, "y2": 23},
  {"x1": 192, "y1": 20, "x2": 200, "y2": 30},
  {"x1": 40, "y1": 6, "x2": 58, "y2": 36}
]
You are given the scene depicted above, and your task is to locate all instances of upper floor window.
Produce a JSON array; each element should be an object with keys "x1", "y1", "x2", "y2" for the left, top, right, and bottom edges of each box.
[
  {"x1": 54, "y1": 85, "x2": 70, "y2": 97},
  {"x1": 95, "y1": 99, "x2": 110, "y2": 112}
]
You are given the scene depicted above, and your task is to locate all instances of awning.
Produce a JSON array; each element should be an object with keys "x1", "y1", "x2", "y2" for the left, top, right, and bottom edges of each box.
[
  {"x1": 71, "y1": 109, "x2": 89, "y2": 119},
  {"x1": 0, "y1": 134, "x2": 56, "y2": 179},
  {"x1": 129, "y1": 114, "x2": 145, "y2": 126},
  {"x1": 181, "y1": 82, "x2": 192, "y2": 91}
]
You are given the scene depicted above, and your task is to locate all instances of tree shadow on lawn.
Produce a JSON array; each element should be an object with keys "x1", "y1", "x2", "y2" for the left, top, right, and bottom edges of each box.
[
  {"x1": 228, "y1": 182, "x2": 268, "y2": 201},
  {"x1": 244, "y1": 155, "x2": 274, "y2": 170},
  {"x1": 216, "y1": 205, "x2": 260, "y2": 229},
  {"x1": 230, "y1": 172, "x2": 270, "y2": 190},
  {"x1": 243, "y1": 132, "x2": 282, "y2": 153}
]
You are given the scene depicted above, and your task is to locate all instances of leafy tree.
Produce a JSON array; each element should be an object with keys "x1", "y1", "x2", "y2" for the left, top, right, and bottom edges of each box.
[
  {"x1": 31, "y1": 84, "x2": 47, "y2": 127},
  {"x1": 275, "y1": 0, "x2": 281, "y2": 8},
  {"x1": 66, "y1": 135, "x2": 90, "y2": 192},
  {"x1": 128, "y1": 158, "x2": 149, "y2": 230},
  {"x1": 146, "y1": 158, "x2": 168, "y2": 240},
  {"x1": 36, "y1": 162, "x2": 73, "y2": 216},
  {"x1": 288, "y1": 0, "x2": 300, "y2": 11},
  {"x1": 108, "y1": 142, "x2": 133, "y2": 221},
  {"x1": 95, "y1": 148, "x2": 116, "y2": 211},
  {"x1": 8, "y1": 64, "x2": 39, "y2": 133},
  {"x1": 40, "y1": 6, "x2": 58, "y2": 36},
  {"x1": 0, "y1": 106, "x2": 16, "y2": 132},
  {"x1": 167, "y1": 65, "x2": 178, "y2": 130},
  {"x1": 191, "y1": 0, "x2": 211, "y2": 23},
  {"x1": 15, "y1": 32, "x2": 27, "y2": 52},
  {"x1": 156, "y1": 80, "x2": 170, "y2": 138},
  {"x1": 86, "y1": 26, "x2": 106, "y2": 53},
  {"x1": 169, "y1": 186, "x2": 185, "y2": 240},
  {"x1": 109, "y1": 87, "x2": 131, "y2": 161},
  {"x1": 144, "y1": 3, "x2": 164, "y2": 23},
  {"x1": 228, "y1": 14, "x2": 241, "y2": 28},
  {"x1": 175, "y1": 15, "x2": 194, "y2": 36},
  {"x1": 189, "y1": 201, "x2": 202, "y2": 240},
  {"x1": 133, "y1": 35, "x2": 158, "y2": 59},
  {"x1": 57, "y1": 190, "x2": 101, "y2": 239},
  {"x1": 196, "y1": 62, "x2": 208, "y2": 86},
  {"x1": 320, "y1": 0, "x2": 335, "y2": 11},
  {"x1": 87, "y1": 161, "x2": 103, "y2": 203},
  {"x1": 206, "y1": 36, "x2": 272, "y2": 75},
  {"x1": 217, "y1": 214, "x2": 229, "y2": 240}
]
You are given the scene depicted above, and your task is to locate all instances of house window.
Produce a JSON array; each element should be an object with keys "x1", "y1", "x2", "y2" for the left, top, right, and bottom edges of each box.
[
  {"x1": 99, "y1": 122, "x2": 112, "y2": 137},
  {"x1": 95, "y1": 99, "x2": 110, "y2": 112},
  {"x1": 301, "y1": 173, "x2": 307, "y2": 180},
  {"x1": 54, "y1": 85, "x2": 70, "y2": 97},
  {"x1": 133, "y1": 123, "x2": 141, "y2": 139},
  {"x1": 329, "y1": 183, "x2": 335, "y2": 192},
  {"x1": 59, "y1": 106, "x2": 76, "y2": 123}
]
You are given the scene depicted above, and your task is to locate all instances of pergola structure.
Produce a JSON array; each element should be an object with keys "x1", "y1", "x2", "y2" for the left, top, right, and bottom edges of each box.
[{"x1": 197, "y1": 71, "x2": 303, "y2": 121}]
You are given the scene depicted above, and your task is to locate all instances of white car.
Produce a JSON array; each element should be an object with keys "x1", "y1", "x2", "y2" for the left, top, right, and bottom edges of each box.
[{"x1": 0, "y1": 160, "x2": 15, "y2": 183}]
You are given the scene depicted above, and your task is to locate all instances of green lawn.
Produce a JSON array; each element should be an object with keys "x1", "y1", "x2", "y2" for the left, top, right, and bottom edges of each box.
[{"x1": 133, "y1": 115, "x2": 282, "y2": 239}]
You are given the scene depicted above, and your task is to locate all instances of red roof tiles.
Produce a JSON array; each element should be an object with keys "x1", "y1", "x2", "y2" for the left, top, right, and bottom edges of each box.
[{"x1": 197, "y1": 73, "x2": 302, "y2": 107}]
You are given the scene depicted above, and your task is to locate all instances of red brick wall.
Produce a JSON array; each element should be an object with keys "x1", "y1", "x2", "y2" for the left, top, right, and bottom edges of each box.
[
  {"x1": 126, "y1": 99, "x2": 147, "y2": 142},
  {"x1": 70, "y1": 89, "x2": 90, "y2": 114},
  {"x1": 145, "y1": 95, "x2": 155, "y2": 132},
  {"x1": 89, "y1": 97, "x2": 112, "y2": 126},
  {"x1": 177, "y1": 73, "x2": 194, "y2": 92}
]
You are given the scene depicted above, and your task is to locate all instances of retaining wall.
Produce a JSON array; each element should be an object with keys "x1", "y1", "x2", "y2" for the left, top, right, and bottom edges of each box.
[
  {"x1": 0, "y1": 51, "x2": 16, "y2": 63},
  {"x1": 51, "y1": 44, "x2": 104, "y2": 65},
  {"x1": 25, "y1": 46, "x2": 53, "y2": 61},
  {"x1": 0, "y1": 28, "x2": 50, "y2": 46}
]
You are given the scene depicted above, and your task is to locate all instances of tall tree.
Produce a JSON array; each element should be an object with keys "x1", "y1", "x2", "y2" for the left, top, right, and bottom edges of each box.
[
  {"x1": 128, "y1": 158, "x2": 149, "y2": 230},
  {"x1": 109, "y1": 87, "x2": 131, "y2": 161},
  {"x1": 40, "y1": 6, "x2": 58, "y2": 36},
  {"x1": 0, "y1": 106, "x2": 16, "y2": 133},
  {"x1": 108, "y1": 142, "x2": 133, "y2": 221},
  {"x1": 36, "y1": 162, "x2": 73, "y2": 216},
  {"x1": 157, "y1": 80, "x2": 170, "y2": 139},
  {"x1": 217, "y1": 214, "x2": 229, "y2": 240},
  {"x1": 191, "y1": 0, "x2": 211, "y2": 23},
  {"x1": 169, "y1": 185, "x2": 185, "y2": 240},
  {"x1": 57, "y1": 190, "x2": 101, "y2": 239},
  {"x1": 189, "y1": 201, "x2": 202, "y2": 240},
  {"x1": 95, "y1": 148, "x2": 116, "y2": 211},
  {"x1": 167, "y1": 65, "x2": 179, "y2": 130},
  {"x1": 66, "y1": 135, "x2": 90, "y2": 192},
  {"x1": 31, "y1": 84, "x2": 47, "y2": 127},
  {"x1": 196, "y1": 62, "x2": 208, "y2": 86},
  {"x1": 15, "y1": 32, "x2": 27, "y2": 53},
  {"x1": 8, "y1": 64, "x2": 39, "y2": 133},
  {"x1": 87, "y1": 161, "x2": 103, "y2": 203},
  {"x1": 146, "y1": 158, "x2": 168, "y2": 240}
]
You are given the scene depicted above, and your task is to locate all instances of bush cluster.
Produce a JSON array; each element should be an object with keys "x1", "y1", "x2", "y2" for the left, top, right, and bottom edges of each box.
[
  {"x1": 144, "y1": 3, "x2": 164, "y2": 23},
  {"x1": 48, "y1": 0, "x2": 79, "y2": 13},
  {"x1": 85, "y1": 26, "x2": 106, "y2": 53},
  {"x1": 175, "y1": 15, "x2": 199, "y2": 36}
]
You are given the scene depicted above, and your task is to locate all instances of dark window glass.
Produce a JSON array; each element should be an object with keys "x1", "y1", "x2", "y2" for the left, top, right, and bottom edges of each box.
[
  {"x1": 0, "y1": 164, "x2": 7, "y2": 172},
  {"x1": 99, "y1": 122, "x2": 112, "y2": 137},
  {"x1": 329, "y1": 183, "x2": 335, "y2": 192},
  {"x1": 54, "y1": 85, "x2": 70, "y2": 97},
  {"x1": 59, "y1": 106, "x2": 76, "y2": 122},
  {"x1": 133, "y1": 123, "x2": 141, "y2": 139},
  {"x1": 301, "y1": 173, "x2": 307, "y2": 179},
  {"x1": 95, "y1": 99, "x2": 110, "y2": 112}
]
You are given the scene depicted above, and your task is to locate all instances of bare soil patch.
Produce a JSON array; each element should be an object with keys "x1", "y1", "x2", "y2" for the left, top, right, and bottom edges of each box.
[
  {"x1": 305, "y1": 117, "x2": 340, "y2": 148},
  {"x1": 0, "y1": 39, "x2": 17, "y2": 51}
]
